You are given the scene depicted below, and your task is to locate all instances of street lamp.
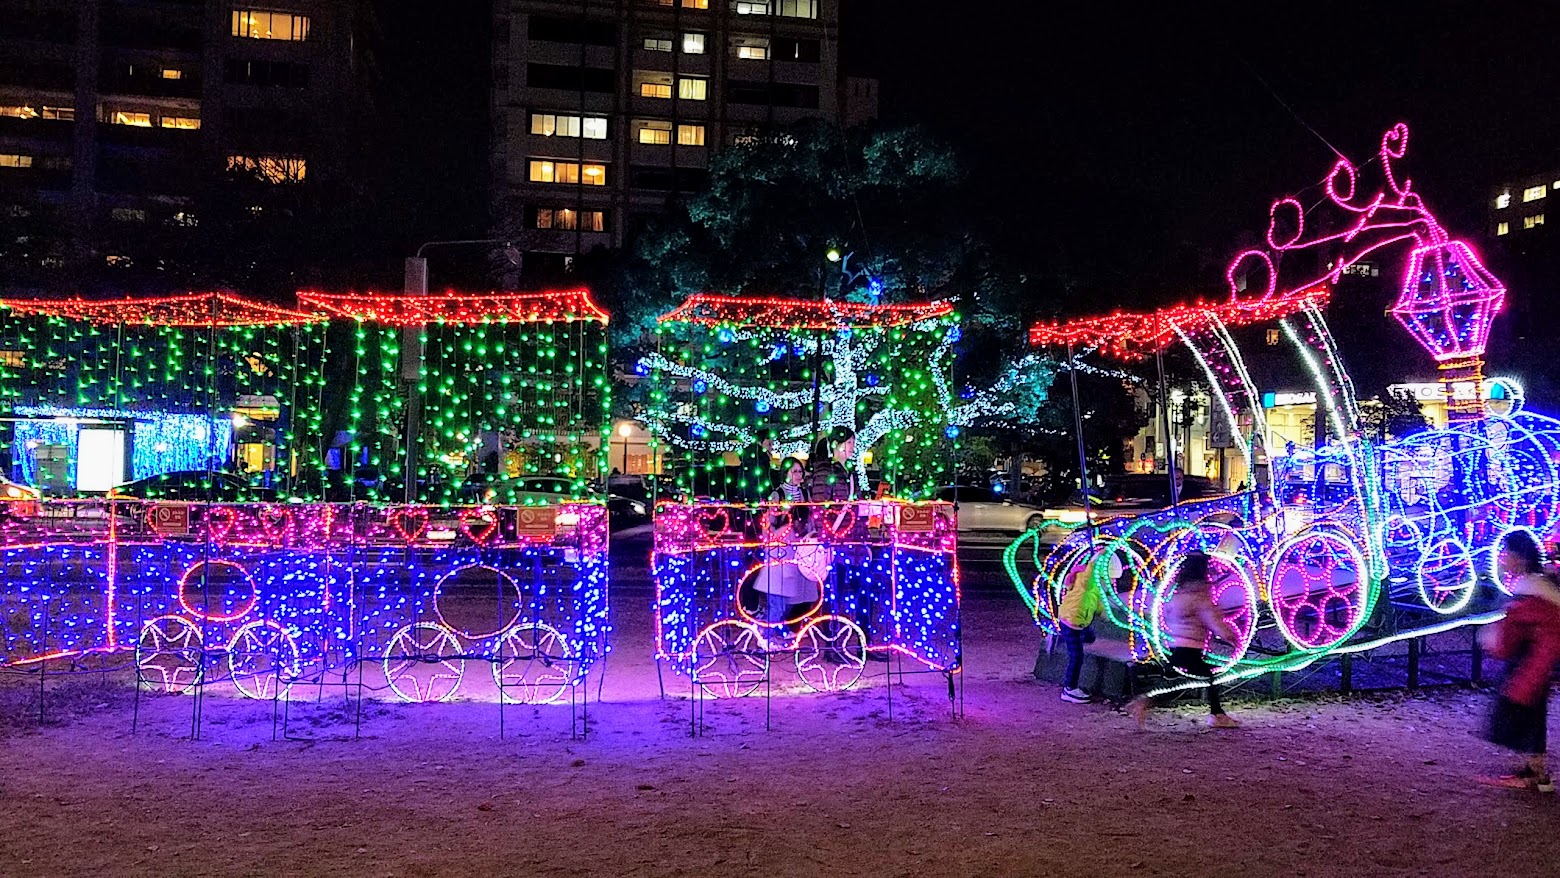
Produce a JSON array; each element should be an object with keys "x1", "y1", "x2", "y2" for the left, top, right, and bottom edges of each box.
[{"x1": 615, "y1": 422, "x2": 632, "y2": 474}]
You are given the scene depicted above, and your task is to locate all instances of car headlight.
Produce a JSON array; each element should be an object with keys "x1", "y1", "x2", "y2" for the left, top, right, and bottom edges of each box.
[
  {"x1": 3, "y1": 486, "x2": 21, "y2": 498},
  {"x1": 1045, "y1": 509, "x2": 1088, "y2": 524}
]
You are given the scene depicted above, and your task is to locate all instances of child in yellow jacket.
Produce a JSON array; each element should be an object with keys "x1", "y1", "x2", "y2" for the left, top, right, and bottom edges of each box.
[{"x1": 1057, "y1": 555, "x2": 1104, "y2": 703}]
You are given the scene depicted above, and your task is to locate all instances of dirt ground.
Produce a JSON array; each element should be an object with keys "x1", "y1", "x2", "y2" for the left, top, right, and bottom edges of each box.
[{"x1": 1, "y1": 582, "x2": 1556, "y2": 878}]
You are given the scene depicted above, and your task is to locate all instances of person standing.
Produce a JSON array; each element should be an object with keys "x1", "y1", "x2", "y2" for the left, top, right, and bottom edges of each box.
[
  {"x1": 1478, "y1": 530, "x2": 1560, "y2": 792},
  {"x1": 807, "y1": 426, "x2": 857, "y2": 503},
  {"x1": 1127, "y1": 552, "x2": 1241, "y2": 729},
  {"x1": 1057, "y1": 555, "x2": 1104, "y2": 703}
]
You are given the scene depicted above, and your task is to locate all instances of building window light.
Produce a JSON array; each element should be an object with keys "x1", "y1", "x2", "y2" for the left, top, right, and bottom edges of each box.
[
  {"x1": 1495, "y1": 191, "x2": 1512, "y2": 209},
  {"x1": 1523, "y1": 185, "x2": 1546, "y2": 203},
  {"x1": 0, "y1": 154, "x2": 34, "y2": 169},
  {"x1": 159, "y1": 116, "x2": 200, "y2": 130},
  {"x1": 161, "y1": 69, "x2": 183, "y2": 80},
  {"x1": 677, "y1": 123, "x2": 705, "y2": 146},
  {"x1": 678, "y1": 77, "x2": 707, "y2": 100},
  {"x1": 637, "y1": 120, "x2": 672, "y2": 144},
  {"x1": 111, "y1": 111, "x2": 153, "y2": 127},
  {"x1": 683, "y1": 32, "x2": 706, "y2": 54},
  {"x1": 643, "y1": 37, "x2": 672, "y2": 52},
  {"x1": 640, "y1": 81, "x2": 672, "y2": 99},
  {"x1": 734, "y1": 39, "x2": 770, "y2": 60},
  {"x1": 536, "y1": 207, "x2": 605, "y2": 232},
  {"x1": 530, "y1": 113, "x2": 607, "y2": 139},
  {"x1": 1523, "y1": 214, "x2": 1545, "y2": 230},
  {"x1": 1497, "y1": 221, "x2": 1510, "y2": 236},
  {"x1": 527, "y1": 159, "x2": 606, "y2": 186},
  {"x1": 227, "y1": 154, "x2": 307, "y2": 183},
  {"x1": 1265, "y1": 328, "x2": 1280, "y2": 346},
  {"x1": 232, "y1": 10, "x2": 310, "y2": 41}
]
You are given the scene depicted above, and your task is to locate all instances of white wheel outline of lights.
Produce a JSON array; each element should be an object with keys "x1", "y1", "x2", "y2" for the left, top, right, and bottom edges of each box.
[
  {"x1": 1266, "y1": 530, "x2": 1369, "y2": 652},
  {"x1": 690, "y1": 619, "x2": 769, "y2": 698},
  {"x1": 793, "y1": 614, "x2": 869, "y2": 692},
  {"x1": 1150, "y1": 552, "x2": 1259, "y2": 674},
  {"x1": 224, "y1": 619, "x2": 303, "y2": 700},
  {"x1": 1487, "y1": 524, "x2": 1542, "y2": 596},
  {"x1": 382, "y1": 622, "x2": 466, "y2": 703},
  {"x1": 135, "y1": 615, "x2": 204, "y2": 694},
  {"x1": 491, "y1": 621, "x2": 576, "y2": 705},
  {"x1": 1416, "y1": 536, "x2": 1477, "y2": 615}
]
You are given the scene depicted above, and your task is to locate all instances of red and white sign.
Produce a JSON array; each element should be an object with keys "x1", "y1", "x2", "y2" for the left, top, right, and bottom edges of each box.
[
  {"x1": 147, "y1": 504, "x2": 191, "y2": 536},
  {"x1": 515, "y1": 506, "x2": 557, "y2": 537},
  {"x1": 898, "y1": 504, "x2": 935, "y2": 533}
]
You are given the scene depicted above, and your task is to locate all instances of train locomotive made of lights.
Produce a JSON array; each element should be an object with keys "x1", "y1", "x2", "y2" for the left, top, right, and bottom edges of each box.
[{"x1": 1009, "y1": 123, "x2": 1536, "y2": 686}]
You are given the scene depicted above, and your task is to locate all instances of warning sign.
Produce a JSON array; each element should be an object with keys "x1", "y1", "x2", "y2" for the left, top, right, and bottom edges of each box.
[
  {"x1": 898, "y1": 504, "x2": 935, "y2": 533},
  {"x1": 147, "y1": 504, "x2": 191, "y2": 536},
  {"x1": 515, "y1": 506, "x2": 557, "y2": 537}
]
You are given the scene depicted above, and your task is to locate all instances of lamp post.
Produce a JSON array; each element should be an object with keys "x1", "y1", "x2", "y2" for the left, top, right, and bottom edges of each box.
[
  {"x1": 402, "y1": 239, "x2": 520, "y2": 504},
  {"x1": 810, "y1": 247, "x2": 843, "y2": 442},
  {"x1": 616, "y1": 422, "x2": 632, "y2": 474}
]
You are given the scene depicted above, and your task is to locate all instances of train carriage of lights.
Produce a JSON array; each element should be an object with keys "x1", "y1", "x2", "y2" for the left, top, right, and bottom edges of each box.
[
  {"x1": 1009, "y1": 123, "x2": 1543, "y2": 694},
  {"x1": 0, "y1": 289, "x2": 614, "y2": 710}
]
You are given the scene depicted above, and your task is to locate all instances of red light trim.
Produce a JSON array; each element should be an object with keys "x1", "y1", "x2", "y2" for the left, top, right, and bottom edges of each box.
[
  {"x1": 658, "y1": 293, "x2": 954, "y2": 330},
  {"x1": 1027, "y1": 286, "x2": 1331, "y2": 360},
  {"x1": 298, "y1": 289, "x2": 610, "y2": 326},
  {"x1": 0, "y1": 292, "x2": 326, "y2": 327}
]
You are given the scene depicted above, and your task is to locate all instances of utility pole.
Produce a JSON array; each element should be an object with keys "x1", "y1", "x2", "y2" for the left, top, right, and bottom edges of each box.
[{"x1": 402, "y1": 257, "x2": 427, "y2": 505}]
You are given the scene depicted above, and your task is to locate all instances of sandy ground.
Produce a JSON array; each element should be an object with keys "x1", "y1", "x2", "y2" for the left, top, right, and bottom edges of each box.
[{"x1": 2, "y1": 578, "x2": 1556, "y2": 878}]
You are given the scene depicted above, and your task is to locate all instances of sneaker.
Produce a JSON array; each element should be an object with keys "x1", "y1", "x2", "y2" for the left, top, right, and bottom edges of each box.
[
  {"x1": 1125, "y1": 696, "x2": 1149, "y2": 729},
  {"x1": 1477, "y1": 773, "x2": 1542, "y2": 790},
  {"x1": 1060, "y1": 687, "x2": 1090, "y2": 704},
  {"x1": 1206, "y1": 713, "x2": 1241, "y2": 729}
]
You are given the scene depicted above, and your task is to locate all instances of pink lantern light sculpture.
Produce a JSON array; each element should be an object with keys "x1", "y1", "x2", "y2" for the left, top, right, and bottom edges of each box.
[{"x1": 1222, "y1": 123, "x2": 1505, "y2": 422}]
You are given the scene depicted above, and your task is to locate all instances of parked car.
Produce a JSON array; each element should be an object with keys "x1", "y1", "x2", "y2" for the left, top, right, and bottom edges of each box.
[
  {"x1": 108, "y1": 470, "x2": 276, "y2": 503},
  {"x1": 1037, "y1": 473, "x2": 1228, "y2": 543},
  {"x1": 933, "y1": 485, "x2": 1049, "y2": 535}
]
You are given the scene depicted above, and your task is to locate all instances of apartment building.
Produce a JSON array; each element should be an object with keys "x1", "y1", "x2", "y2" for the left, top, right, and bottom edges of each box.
[
  {"x1": 0, "y1": 0, "x2": 376, "y2": 286},
  {"x1": 491, "y1": 0, "x2": 868, "y2": 271}
]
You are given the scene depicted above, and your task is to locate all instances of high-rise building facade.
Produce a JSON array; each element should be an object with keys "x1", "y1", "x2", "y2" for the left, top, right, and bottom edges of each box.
[
  {"x1": 491, "y1": 0, "x2": 867, "y2": 272},
  {"x1": 0, "y1": 0, "x2": 377, "y2": 288}
]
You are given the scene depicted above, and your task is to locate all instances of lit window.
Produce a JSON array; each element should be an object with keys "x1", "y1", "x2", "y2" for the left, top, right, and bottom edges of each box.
[
  {"x1": 227, "y1": 154, "x2": 307, "y2": 183},
  {"x1": 232, "y1": 10, "x2": 310, "y2": 41},
  {"x1": 734, "y1": 38, "x2": 769, "y2": 59},
  {"x1": 111, "y1": 207, "x2": 148, "y2": 222},
  {"x1": 528, "y1": 159, "x2": 606, "y2": 185},
  {"x1": 530, "y1": 112, "x2": 608, "y2": 139},
  {"x1": 1265, "y1": 328, "x2": 1280, "y2": 346},
  {"x1": 1523, "y1": 185, "x2": 1546, "y2": 202},
  {"x1": 1497, "y1": 221, "x2": 1510, "y2": 236},
  {"x1": 684, "y1": 0, "x2": 709, "y2": 7},
  {"x1": 42, "y1": 106, "x2": 73, "y2": 121},
  {"x1": 0, "y1": 154, "x2": 33, "y2": 169},
  {"x1": 683, "y1": 32, "x2": 706, "y2": 54},
  {"x1": 778, "y1": 0, "x2": 817, "y2": 18},
  {"x1": 637, "y1": 120, "x2": 672, "y2": 144},
  {"x1": 536, "y1": 208, "x2": 606, "y2": 231},
  {"x1": 111, "y1": 111, "x2": 152, "y2": 127},
  {"x1": 1495, "y1": 191, "x2": 1512, "y2": 209},
  {"x1": 735, "y1": 1, "x2": 769, "y2": 13},
  {"x1": 677, "y1": 123, "x2": 705, "y2": 146},
  {"x1": 678, "y1": 77, "x2": 707, "y2": 100},
  {"x1": 643, "y1": 37, "x2": 672, "y2": 52},
  {"x1": 641, "y1": 81, "x2": 672, "y2": 99},
  {"x1": 160, "y1": 116, "x2": 200, "y2": 130},
  {"x1": 0, "y1": 106, "x2": 38, "y2": 119},
  {"x1": 1524, "y1": 214, "x2": 1545, "y2": 230},
  {"x1": 104, "y1": 254, "x2": 132, "y2": 267},
  {"x1": 161, "y1": 69, "x2": 183, "y2": 80}
]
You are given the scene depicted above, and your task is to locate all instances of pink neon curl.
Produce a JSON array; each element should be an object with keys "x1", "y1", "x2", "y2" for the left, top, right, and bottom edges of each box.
[
  {"x1": 1227, "y1": 249, "x2": 1276, "y2": 301},
  {"x1": 1266, "y1": 197, "x2": 1305, "y2": 250},
  {"x1": 1380, "y1": 123, "x2": 1411, "y2": 197},
  {"x1": 1325, "y1": 159, "x2": 1357, "y2": 206}
]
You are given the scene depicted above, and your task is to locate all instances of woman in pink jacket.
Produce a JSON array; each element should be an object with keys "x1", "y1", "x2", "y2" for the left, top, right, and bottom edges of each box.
[{"x1": 1480, "y1": 530, "x2": 1560, "y2": 792}]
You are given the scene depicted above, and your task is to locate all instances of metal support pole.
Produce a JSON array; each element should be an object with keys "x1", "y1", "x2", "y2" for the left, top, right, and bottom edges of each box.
[
  {"x1": 1156, "y1": 351, "x2": 1179, "y2": 507},
  {"x1": 1066, "y1": 342, "x2": 1093, "y2": 539},
  {"x1": 402, "y1": 257, "x2": 428, "y2": 504}
]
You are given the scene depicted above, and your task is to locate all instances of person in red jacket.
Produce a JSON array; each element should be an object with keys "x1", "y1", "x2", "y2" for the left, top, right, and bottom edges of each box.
[{"x1": 1479, "y1": 530, "x2": 1560, "y2": 792}]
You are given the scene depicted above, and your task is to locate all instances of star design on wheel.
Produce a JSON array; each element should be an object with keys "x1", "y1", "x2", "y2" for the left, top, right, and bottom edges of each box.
[{"x1": 795, "y1": 622, "x2": 865, "y2": 691}]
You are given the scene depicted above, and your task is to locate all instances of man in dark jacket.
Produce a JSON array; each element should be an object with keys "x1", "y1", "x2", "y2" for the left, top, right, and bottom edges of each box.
[{"x1": 737, "y1": 428, "x2": 775, "y2": 503}]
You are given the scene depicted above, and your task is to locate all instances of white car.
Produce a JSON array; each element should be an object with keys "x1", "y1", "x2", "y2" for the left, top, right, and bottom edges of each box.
[{"x1": 934, "y1": 486, "x2": 1049, "y2": 535}]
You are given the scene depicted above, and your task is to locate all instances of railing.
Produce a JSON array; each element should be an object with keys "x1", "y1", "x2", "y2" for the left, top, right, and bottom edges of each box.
[
  {"x1": 652, "y1": 500, "x2": 958, "y2": 697},
  {"x1": 0, "y1": 499, "x2": 610, "y2": 705}
]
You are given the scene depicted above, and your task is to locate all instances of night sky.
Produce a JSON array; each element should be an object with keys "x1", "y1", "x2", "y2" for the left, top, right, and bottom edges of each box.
[{"x1": 843, "y1": 1, "x2": 1560, "y2": 306}]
